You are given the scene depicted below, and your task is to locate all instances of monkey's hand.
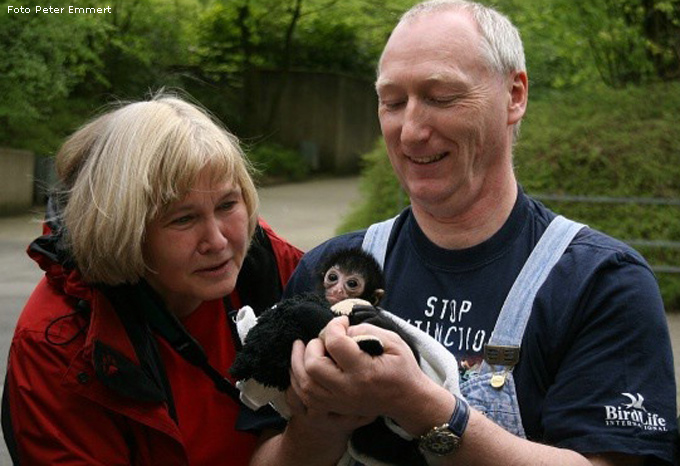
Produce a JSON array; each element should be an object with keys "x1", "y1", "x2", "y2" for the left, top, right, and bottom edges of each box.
[
  {"x1": 352, "y1": 334, "x2": 385, "y2": 356},
  {"x1": 329, "y1": 299, "x2": 386, "y2": 356},
  {"x1": 330, "y1": 298, "x2": 371, "y2": 316}
]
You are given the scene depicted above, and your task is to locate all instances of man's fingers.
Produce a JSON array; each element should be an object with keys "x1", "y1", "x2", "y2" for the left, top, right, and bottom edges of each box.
[
  {"x1": 318, "y1": 317, "x2": 373, "y2": 371},
  {"x1": 290, "y1": 339, "x2": 339, "y2": 409},
  {"x1": 318, "y1": 315, "x2": 350, "y2": 343}
]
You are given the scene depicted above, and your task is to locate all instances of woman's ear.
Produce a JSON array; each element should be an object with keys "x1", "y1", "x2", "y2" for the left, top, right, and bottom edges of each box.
[{"x1": 507, "y1": 70, "x2": 528, "y2": 126}]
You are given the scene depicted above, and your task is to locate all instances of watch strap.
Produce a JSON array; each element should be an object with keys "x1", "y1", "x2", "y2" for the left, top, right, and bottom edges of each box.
[
  {"x1": 418, "y1": 395, "x2": 470, "y2": 457},
  {"x1": 447, "y1": 394, "x2": 470, "y2": 437}
]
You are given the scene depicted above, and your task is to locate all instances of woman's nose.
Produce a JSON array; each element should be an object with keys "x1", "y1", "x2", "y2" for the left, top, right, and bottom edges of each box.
[{"x1": 197, "y1": 217, "x2": 228, "y2": 254}]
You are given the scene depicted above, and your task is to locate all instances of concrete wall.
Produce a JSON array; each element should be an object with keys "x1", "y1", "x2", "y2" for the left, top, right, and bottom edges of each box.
[
  {"x1": 0, "y1": 148, "x2": 35, "y2": 215},
  {"x1": 246, "y1": 70, "x2": 381, "y2": 174}
]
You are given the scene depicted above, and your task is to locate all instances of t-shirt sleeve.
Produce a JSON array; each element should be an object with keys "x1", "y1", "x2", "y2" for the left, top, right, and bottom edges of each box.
[{"x1": 537, "y1": 252, "x2": 677, "y2": 464}]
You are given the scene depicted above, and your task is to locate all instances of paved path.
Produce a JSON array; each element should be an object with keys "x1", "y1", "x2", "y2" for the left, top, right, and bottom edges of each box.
[{"x1": 1, "y1": 176, "x2": 678, "y2": 463}]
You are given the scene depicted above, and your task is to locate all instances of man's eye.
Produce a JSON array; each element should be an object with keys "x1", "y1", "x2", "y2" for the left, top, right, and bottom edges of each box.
[
  {"x1": 427, "y1": 96, "x2": 457, "y2": 106},
  {"x1": 381, "y1": 100, "x2": 406, "y2": 110}
]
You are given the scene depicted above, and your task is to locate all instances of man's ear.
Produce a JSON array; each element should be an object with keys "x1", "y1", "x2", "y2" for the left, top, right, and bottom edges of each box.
[{"x1": 507, "y1": 70, "x2": 528, "y2": 126}]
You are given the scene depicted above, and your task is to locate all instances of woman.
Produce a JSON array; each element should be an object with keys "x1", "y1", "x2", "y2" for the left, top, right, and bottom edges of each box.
[{"x1": 2, "y1": 94, "x2": 303, "y2": 465}]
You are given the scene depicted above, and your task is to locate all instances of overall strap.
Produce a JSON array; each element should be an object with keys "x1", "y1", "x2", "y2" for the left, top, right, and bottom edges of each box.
[
  {"x1": 361, "y1": 215, "x2": 398, "y2": 269},
  {"x1": 484, "y1": 216, "x2": 586, "y2": 369}
]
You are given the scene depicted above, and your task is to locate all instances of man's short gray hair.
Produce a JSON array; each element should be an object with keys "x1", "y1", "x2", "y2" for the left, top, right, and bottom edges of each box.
[{"x1": 400, "y1": 0, "x2": 526, "y2": 76}]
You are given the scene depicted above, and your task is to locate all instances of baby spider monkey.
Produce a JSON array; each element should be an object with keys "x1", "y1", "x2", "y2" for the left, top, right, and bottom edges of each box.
[{"x1": 319, "y1": 247, "x2": 385, "y2": 306}]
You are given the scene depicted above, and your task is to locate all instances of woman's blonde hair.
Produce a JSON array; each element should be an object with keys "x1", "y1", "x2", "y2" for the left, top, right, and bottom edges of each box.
[{"x1": 55, "y1": 92, "x2": 259, "y2": 285}]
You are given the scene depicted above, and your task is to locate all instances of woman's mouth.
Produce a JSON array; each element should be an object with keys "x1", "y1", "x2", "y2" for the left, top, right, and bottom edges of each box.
[{"x1": 195, "y1": 260, "x2": 230, "y2": 276}]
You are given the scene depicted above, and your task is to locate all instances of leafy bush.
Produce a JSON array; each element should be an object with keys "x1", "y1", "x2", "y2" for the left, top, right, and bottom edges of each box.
[
  {"x1": 516, "y1": 82, "x2": 680, "y2": 311},
  {"x1": 339, "y1": 82, "x2": 680, "y2": 311},
  {"x1": 335, "y1": 140, "x2": 406, "y2": 233},
  {"x1": 246, "y1": 142, "x2": 311, "y2": 184}
]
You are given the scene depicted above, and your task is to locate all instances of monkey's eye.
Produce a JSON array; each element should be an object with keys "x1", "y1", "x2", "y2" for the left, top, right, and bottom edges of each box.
[
  {"x1": 326, "y1": 272, "x2": 339, "y2": 283},
  {"x1": 347, "y1": 279, "x2": 359, "y2": 289}
]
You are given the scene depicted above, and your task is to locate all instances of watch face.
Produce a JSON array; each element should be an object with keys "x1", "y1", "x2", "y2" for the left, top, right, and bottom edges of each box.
[{"x1": 420, "y1": 426, "x2": 461, "y2": 456}]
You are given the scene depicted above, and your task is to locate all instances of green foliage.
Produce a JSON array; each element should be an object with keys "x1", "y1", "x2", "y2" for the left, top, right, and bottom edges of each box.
[
  {"x1": 193, "y1": 0, "x2": 410, "y2": 79},
  {"x1": 191, "y1": 0, "x2": 410, "y2": 128},
  {"x1": 0, "y1": 0, "x2": 199, "y2": 153},
  {"x1": 340, "y1": 82, "x2": 680, "y2": 311},
  {"x1": 2, "y1": 0, "x2": 679, "y2": 157},
  {"x1": 515, "y1": 82, "x2": 680, "y2": 198},
  {"x1": 496, "y1": 0, "x2": 680, "y2": 89},
  {"x1": 496, "y1": 0, "x2": 593, "y2": 89},
  {"x1": 516, "y1": 82, "x2": 680, "y2": 310},
  {"x1": 246, "y1": 142, "x2": 311, "y2": 183},
  {"x1": 0, "y1": 0, "x2": 108, "y2": 149},
  {"x1": 100, "y1": 0, "x2": 197, "y2": 94},
  {"x1": 569, "y1": 1, "x2": 654, "y2": 86},
  {"x1": 290, "y1": 16, "x2": 378, "y2": 77},
  {"x1": 336, "y1": 140, "x2": 405, "y2": 233}
]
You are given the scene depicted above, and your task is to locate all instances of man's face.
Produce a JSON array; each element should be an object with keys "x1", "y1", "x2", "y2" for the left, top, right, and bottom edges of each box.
[{"x1": 376, "y1": 10, "x2": 524, "y2": 218}]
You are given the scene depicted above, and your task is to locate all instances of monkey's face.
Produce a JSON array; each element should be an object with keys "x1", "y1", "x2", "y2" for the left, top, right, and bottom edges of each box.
[{"x1": 323, "y1": 265, "x2": 366, "y2": 305}]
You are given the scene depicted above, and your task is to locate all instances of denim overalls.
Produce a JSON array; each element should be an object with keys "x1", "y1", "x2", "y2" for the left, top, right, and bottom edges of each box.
[{"x1": 362, "y1": 214, "x2": 586, "y2": 437}]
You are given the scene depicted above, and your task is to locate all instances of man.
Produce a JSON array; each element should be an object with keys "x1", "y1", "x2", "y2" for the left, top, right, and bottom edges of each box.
[{"x1": 252, "y1": 1, "x2": 678, "y2": 465}]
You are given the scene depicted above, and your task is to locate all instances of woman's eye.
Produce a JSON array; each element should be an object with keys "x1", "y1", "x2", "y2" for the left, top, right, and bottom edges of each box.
[
  {"x1": 171, "y1": 215, "x2": 193, "y2": 225},
  {"x1": 219, "y1": 201, "x2": 236, "y2": 211}
]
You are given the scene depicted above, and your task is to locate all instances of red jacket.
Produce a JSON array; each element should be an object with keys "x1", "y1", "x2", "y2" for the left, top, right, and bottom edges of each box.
[{"x1": 2, "y1": 218, "x2": 303, "y2": 465}]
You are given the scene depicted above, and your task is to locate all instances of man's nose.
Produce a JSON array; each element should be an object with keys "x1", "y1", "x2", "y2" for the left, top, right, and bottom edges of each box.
[{"x1": 400, "y1": 101, "x2": 432, "y2": 145}]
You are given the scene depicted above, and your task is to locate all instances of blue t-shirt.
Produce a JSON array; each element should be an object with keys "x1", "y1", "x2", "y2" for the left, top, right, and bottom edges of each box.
[{"x1": 284, "y1": 188, "x2": 678, "y2": 464}]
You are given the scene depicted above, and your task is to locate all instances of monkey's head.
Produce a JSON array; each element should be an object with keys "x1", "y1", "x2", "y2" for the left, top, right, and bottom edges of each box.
[{"x1": 318, "y1": 247, "x2": 385, "y2": 306}]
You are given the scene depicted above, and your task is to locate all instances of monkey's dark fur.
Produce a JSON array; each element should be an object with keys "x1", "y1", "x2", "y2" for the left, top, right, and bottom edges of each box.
[
  {"x1": 229, "y1": 292, "x2": 420, "y2": 389},
  {"x1": 230, "y1": 293, "x2": 333, "y2": 390}
]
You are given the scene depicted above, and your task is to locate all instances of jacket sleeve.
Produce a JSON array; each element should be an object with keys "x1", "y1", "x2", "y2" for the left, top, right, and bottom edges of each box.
[{"x1": 4, "y1": 329, "x2": 133, "y2": 465}]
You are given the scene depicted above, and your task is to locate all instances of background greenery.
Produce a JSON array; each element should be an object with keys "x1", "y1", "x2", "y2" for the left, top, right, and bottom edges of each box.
[
  {"x1": 2, "y1": 0, "x2": 678, "y2": 154},
  {"x1": 2, "y1": 0, "x2": 679, "y2": 308}
]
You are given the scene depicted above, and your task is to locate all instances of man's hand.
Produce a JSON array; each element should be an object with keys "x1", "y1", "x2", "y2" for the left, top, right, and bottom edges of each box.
[{"x1": 289, "y1": 315, "x2": 444, "y2": 434}]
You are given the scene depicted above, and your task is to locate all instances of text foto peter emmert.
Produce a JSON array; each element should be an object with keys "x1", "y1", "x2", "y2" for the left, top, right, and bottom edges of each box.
[{"x1": 8, "y1": 6, "x2": 112, "y2": 14}]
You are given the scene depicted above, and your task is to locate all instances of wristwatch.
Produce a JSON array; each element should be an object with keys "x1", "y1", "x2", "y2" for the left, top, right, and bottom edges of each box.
[{"x1": 418, "y1": 395, "x2": 470, "y2": 456}]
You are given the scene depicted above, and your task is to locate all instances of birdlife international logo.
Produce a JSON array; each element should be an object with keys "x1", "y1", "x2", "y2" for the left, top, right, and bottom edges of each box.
[{"x1": 604, "y1": 393, "x2": 668, "y2": 431}]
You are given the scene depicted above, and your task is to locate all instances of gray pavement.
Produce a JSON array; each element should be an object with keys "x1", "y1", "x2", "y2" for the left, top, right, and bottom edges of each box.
[{"x1": 0, "y1": 176, "x2": 678, "y2": 463}]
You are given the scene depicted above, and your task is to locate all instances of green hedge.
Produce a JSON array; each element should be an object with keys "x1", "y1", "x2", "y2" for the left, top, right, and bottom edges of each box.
[
  {"x1": 338, "y1": 82, "x2": 680, "y2": 311},
  {"x1": 246, "y1": 142, "x2": 312, "y2": 184}
]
